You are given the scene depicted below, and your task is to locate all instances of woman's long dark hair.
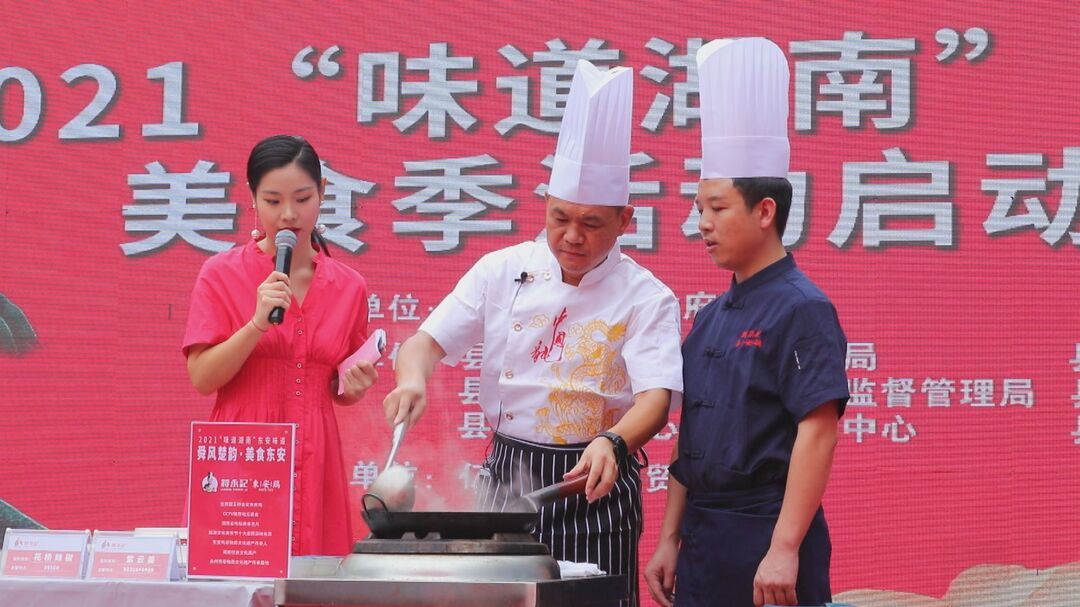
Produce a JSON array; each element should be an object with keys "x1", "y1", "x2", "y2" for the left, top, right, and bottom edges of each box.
[{"x1": 246, "y1": 135, "x2": 331, "y2": 256}]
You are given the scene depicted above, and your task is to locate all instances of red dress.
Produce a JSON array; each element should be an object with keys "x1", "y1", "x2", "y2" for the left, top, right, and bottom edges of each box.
[{"x1": 183, "y1": 240, "x2": 368, "y2": 555}]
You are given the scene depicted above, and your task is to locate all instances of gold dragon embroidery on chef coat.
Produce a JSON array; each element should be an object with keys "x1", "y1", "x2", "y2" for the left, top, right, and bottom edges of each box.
[{"x1": 535, "y1": 319, "x2": 629, "y2": 443}]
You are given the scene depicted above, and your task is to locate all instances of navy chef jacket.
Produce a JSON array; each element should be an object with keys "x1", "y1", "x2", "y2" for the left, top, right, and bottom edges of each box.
[{"x1": 670, "y1": 254, "x2": 850, "y2": 494}]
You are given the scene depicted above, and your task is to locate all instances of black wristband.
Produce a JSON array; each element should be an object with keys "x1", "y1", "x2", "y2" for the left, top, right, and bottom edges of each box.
[{"x1": 598, "y1": 431, "x2": 628, "y2": 460}]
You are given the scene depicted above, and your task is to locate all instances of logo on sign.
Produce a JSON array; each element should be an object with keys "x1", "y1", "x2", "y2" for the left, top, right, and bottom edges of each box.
[{"x1": 201, "y1": 471, "x2": 219, "y2": 493}]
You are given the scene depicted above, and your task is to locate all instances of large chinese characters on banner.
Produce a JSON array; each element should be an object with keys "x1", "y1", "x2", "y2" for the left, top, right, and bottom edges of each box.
[{"x1": 2, "y1": 1, "x2": 1079, "y2": 602}]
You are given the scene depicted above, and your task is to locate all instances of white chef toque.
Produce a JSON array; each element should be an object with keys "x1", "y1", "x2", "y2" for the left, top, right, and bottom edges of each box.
[
  {"x1": 548, "y1": 60, "x2": 633, "y2": 206},
  {"x1": 697, "y1": 37, "x2": 790, "y2": 179}
]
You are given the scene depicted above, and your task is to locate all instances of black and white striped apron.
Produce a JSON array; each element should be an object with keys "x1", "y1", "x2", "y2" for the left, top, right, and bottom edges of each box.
[{"x1": 477, "y1": 432, "x2": 644, "y2": 607}]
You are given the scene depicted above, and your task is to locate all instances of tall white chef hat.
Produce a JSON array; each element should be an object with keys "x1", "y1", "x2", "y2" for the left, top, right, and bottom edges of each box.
[
  {"x1": 697, "y1": 37, "x2": 790, "y2": 179},
  {"x1": 548, "y1": 60, "x2": 633, "y2": 206}
]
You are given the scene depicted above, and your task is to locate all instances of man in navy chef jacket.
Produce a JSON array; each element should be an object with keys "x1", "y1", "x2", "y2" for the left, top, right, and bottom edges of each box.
[{"x1": 645, "y1": 38, "x2": 850, "y2": 607}]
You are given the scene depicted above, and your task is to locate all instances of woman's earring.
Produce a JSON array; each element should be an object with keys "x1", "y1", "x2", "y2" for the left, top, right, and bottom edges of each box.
[
  {"x1": 316, "y1": 224, "x2": 327, "y2": 235},
  {"x1": 250, "y1": 202, "x2": 265, "y2": 240}
]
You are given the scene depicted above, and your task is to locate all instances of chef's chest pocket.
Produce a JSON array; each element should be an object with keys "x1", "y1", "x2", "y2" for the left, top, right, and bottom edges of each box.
[{"x1": 685, "y1": 346, "x2": 753, "y2": 473}]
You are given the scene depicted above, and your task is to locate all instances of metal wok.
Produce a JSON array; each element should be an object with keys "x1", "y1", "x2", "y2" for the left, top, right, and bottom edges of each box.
[{"x1": 362, "y1": 475, "x2": 588, "y2": 539}]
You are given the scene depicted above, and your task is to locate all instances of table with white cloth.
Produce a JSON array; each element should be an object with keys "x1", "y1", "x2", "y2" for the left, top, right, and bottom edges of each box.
[{"x1": 0, "y1": 577, "x2": 273, "y2": 607}]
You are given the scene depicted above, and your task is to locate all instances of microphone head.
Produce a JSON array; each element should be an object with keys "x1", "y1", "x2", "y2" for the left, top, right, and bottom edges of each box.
[{"x1": 274, "y1": 230, "x2": 298, "y2": 249}]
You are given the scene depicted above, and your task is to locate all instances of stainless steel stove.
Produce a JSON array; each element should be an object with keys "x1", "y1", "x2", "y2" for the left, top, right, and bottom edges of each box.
[
  {"x1": 275, "y1": 531, "x2": 626, "y2": 606},
  {"x1": 275, "y1": 575, "x2": 626, "y2": 607},
  {"x1": 340, "y1": 532, "x2": 560, "y2": 582}
]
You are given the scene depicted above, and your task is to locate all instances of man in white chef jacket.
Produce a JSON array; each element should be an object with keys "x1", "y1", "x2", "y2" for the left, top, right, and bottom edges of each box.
[{"x1": 384, "y1": 60, "x2": 683, "y2": 607}]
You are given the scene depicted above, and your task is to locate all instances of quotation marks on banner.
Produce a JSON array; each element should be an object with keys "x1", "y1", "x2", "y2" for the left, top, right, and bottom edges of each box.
[
  {"x1": 0, "y1": 293, "x2": 38, "y2": 356},
  {"x1": 292, "y1": 46, "x2": 343, "y2": 79},
  {"x1": 935, "y1": 27, "x2": 991, "y2": 63}
]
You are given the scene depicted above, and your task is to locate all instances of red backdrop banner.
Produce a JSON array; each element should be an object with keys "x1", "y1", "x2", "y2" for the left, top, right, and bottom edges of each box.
[{"x1": 3, "y1": 1, "x2": 1079, "y2": 600}]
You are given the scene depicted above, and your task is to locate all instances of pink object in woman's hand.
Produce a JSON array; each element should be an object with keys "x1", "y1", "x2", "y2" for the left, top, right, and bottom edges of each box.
[{"x1": 336, "y1": 329, "x2": 387, "y2": 395}]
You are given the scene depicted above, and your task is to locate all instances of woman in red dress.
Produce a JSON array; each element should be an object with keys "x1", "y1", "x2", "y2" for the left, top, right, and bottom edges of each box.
[{"x1": 183, "y1": 135, "x2": 377, "y2": 555}]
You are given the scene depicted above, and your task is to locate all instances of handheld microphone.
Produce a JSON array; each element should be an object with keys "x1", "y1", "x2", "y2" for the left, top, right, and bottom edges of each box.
[
  {"x1": 268, "y1": 230, "x2": 297, "y2": 325},
  {"x1": 513, "y1": 271, "x2": 529, "y2": 284}
]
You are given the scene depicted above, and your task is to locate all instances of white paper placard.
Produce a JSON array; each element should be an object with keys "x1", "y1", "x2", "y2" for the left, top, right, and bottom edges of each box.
[
  {"x1": 88, "y1": 530, "x2": 180, "y2": 581},
  {"x1": 1, "y1": 529, "x2": 90, "y2": 578}
]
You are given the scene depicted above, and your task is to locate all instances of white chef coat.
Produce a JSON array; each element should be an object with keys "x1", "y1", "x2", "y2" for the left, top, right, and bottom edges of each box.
[{"x1": 420, "y1": 239, "x2": 683, "y2": 444}]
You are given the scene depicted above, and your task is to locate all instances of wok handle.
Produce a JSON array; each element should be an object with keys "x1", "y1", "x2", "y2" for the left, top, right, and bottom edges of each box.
[{"x1": 520, "y1": 474, "x2": 589, "y2": 511}]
